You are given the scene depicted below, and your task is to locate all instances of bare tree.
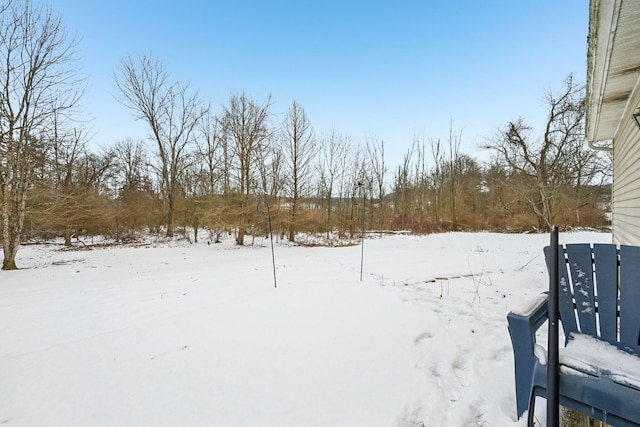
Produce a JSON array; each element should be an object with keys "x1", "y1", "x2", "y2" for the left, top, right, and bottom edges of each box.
[
  {"x1": 195, "y1": 110, "x2": 223, "y2": 195},
  {"x1": 412, "y1": 137, "x2": 429, "y2": 230},
  {"x1": 482, "y1": 74, "x2": 587, "y2": 229},
  {"x1": 318, "y1": 129, "x2": 348, "y2": 238},
  {"x1": 282, "y1": 100, "x2": 316, "y2": 243},
  {"x1": 255, "y1": 138, "x2": 285, "y2": 238},
  {"x1": 429, "y1": 137, "x2": 444, "y2": 223},
  {"x1": 220, "y1": 92, "x2": 271, "y2": 245},
  {"x1": 565, "y1": 137, "x2": 611, "y2": 225},
  {"x1": 366, "y1": 135, "x2": 387, "y2": 229},
  {"x1": 366, "y1": 135, "x2": 387, "y2": 202},
  {"x1": 346, "y1": 143, "x2": 366, "y2": 237},
  {"x1": 49, "y1": 121, "x2": 89, "y2": 246},
  {"x1": 114, "y1": 138, "x2": 149, "y2": 192},
  {"x1": 114, "y1": 53, "x2": 206, "y2": 237},
  {"x1": 392, "y1": 143, "x2": 416, "y2": 230},
  {"x1": 258, "y1": 138, "x2": 285, "y2": 199},
  {"x1": 0, "y1": 0, "x2": 83, "y2": 269},
  {"x1": 447, "y1": 123, "x2": 462, "y2": 227},
  {"x1": 112, "y1": 138, "x2": 160, "y2": 236}
]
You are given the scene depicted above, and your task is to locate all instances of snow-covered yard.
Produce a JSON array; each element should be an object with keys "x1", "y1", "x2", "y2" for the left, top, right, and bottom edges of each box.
[{"x1": 0, "y1": 231, "x2": 611, "y2": 426}]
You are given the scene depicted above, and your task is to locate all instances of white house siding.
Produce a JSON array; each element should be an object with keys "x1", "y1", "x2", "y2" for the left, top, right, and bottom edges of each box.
[
  {"x1": 612, "y1": 111, "x2": 640, "y2": 245},
  {"x1": 586, "y1": 0, "x2": 640, "y2": 245}
]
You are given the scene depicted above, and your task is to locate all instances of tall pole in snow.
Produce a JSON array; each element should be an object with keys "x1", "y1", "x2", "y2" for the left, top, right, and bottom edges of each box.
[
  {"x1": 266, "y1": 200, "x2": 277, "y2": 289},
  {"x1": 547, "y1": 225, "x2": 560, "y2": 427},
  {"x1": 257, "y1": 196, "x2": 277, "y2": 289},
  {"x1": 358, "y1": 181, "x2": 365, "y2": 282}
]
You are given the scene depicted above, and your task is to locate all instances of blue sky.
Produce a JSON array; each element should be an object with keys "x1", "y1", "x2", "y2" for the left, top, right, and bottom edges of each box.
[{"x1": 52, "y1": 0, "x2": 588, "y2": 167}]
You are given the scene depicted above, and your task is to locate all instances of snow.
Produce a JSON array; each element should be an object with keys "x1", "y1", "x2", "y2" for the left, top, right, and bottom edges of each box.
[
  {"x1": 561, "y1": 333, "x2": 640, "y2": 390},
  {"x1": 509, "y1": 293, "x2": 547, "y2": 317},
  {"x1": 0, "y1": 231, "x2": 613, "y2": 426}
]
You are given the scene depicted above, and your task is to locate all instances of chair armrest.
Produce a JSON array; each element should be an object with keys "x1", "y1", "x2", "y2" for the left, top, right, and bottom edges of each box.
[
  {"x1": 507, "y1": 293, "x2": 549, "y2": 418},
  {"x1": 508, "y1": 293, "x2": 549, "y2": 346}
]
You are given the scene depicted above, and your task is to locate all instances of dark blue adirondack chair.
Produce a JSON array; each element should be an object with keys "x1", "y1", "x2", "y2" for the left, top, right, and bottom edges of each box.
[{"x1": 507, "y1": 242, "x2": 640, "y2": 426}]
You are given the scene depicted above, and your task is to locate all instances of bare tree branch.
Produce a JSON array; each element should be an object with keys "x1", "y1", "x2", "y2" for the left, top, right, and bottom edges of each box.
[
  {"x1": 114, "y1": 53, "x2": 206, "y2": 237},
  {"x1": 0, "y1": 1, "x2": 83, "y2": 269}
]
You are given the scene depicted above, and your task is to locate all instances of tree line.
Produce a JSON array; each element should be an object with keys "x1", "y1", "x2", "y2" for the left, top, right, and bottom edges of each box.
[{"x1": 1, "y1": 1, "x2": 610, "y2": 269}]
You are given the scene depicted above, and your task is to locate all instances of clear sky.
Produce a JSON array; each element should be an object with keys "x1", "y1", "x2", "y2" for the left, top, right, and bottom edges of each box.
[{"x1": 50, "y1": 0, "x2": 588, "y2": 167}]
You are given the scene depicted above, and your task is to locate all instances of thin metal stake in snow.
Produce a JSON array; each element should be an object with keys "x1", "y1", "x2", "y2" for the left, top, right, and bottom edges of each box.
[
  {"x1": 358, "y1": 182, "x2": 366, "y2": 282},
  {"x1": 258, "y1": 197, "x2": 277, "y2": 289}
]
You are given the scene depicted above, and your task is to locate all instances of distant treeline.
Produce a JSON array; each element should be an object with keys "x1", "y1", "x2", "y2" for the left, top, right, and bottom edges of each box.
[{"x1": 0, "y1": 0, "x2": 609, "y2": 271}]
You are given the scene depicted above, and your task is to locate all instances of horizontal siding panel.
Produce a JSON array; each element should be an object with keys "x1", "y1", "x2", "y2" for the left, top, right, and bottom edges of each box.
[
  {"x1": 614, "y1": 188, "x2": 640, "y2": 203},
  {"x1": 615, "y1": 212, "x2": 640, "y2": 220},
  {"x1": 614, "y1": 146, "x2": 640, "y2": 180},
  {"x1": 614, "y1": 227, "x2": 640, "y2": 246},
  {"x1": 614, "y1": 208, "x2": 640, "y2": 215},
  {"x1": 616, "y1": 134, "x2": 640, "y2": 166},
  {"x1": 613, "y1": 227, "x2": 640, "y2": 244},
  {"x1": 615, "y1": 157, "x2": 639, "y2": 183},
  {"x1": 614, "y1": 117, "x2": 639, "y2": 167},
  {"x1": 613, "y1": 187, "x2": 640, "y2": 201}
]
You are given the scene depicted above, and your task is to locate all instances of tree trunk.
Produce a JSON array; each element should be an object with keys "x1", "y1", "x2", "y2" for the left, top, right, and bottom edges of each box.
[
  {"x1": 289, "y1": 199, "x2": 297, "y2": 243},
  {"x1": 2, "y1": 201, "x2": 21, "y2": 270},
  {"x1": 166, "y1": 191, "x2": 174, "y2": 238},
  {"x1": 326, "y1": 194, "x2": 333, "y2": 239},
  {"x1": 64, "y1": 226, "x2": 72, "y2": 247},
  {"x1": 2, "y1": 238, "x2": 19, "y2": 270},
  {"x1": 236, "y1": 194, "x2": 247, "y2": 245},
  {"x1": 2, "y1": 214, "x2": 20, "y2": 270},
  {"x1": 2, "y1": 170, "x2": 29, "y2": 270},
  {"x1": 236, "y1": 226, "x2": 245, "y2": 245}
]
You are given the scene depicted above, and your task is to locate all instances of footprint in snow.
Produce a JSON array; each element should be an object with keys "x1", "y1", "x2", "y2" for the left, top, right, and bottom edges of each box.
[
  {"x1": 414, "y1": 330, "x2": 434, "y2": 346},
  {"x1": 150, "y1": 345, "x2": 190, "y2": 360}
]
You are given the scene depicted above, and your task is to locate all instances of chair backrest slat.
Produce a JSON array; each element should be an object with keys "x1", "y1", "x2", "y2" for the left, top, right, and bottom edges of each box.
[
  {"x1": 545, "y1": 245, "x2": 579, "y2": 336},
  {"x1": 565, "y1": 244, "x2": 598, "y2": 337},
  {"x1": 619, "y1": 245, "x2": 640, "y2": 351},
  {"x1": 545, "y1": 243, "x2": 625, "y2": 344},
  {"x1": 592, "y1": 244, "x2": 619, "y2": 343}
]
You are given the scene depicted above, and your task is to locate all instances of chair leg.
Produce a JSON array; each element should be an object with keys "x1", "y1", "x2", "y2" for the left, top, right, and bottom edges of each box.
[{"x1": 527, "y1": 392, "x2": 536, "y2": 427}]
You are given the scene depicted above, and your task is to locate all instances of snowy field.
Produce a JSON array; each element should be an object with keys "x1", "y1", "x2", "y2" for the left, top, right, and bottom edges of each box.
[{"x1": 0, "y1": 230, "x2": 612, "y2": 426}]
